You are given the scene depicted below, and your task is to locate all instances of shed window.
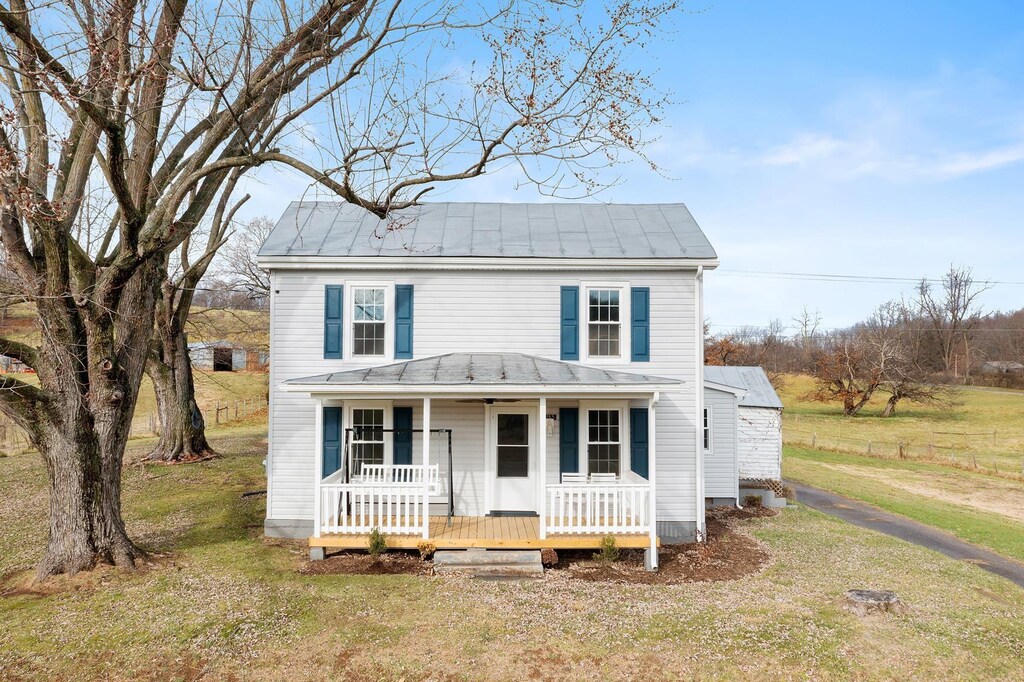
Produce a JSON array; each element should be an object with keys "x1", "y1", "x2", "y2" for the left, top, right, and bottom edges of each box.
[
  {"x1": 587, "y1": 409, "x2": 621, "y2": 475},
  {"x1": 703, "y1": 407, "x2": 713, "y2": 452},
  {"x1": 351, "y1": 408, "x2": 385, "y2": 474},
  {"x1": 353, "y1": 287, "x2": 386, "y2": 356},
  {"x1": 587, "y1": 288, "x2": 621, "y2": 357}
]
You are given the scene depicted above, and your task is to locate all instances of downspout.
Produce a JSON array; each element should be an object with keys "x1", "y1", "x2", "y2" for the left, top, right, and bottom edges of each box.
[
  {"x1": 695, "y1": 266, "x2": 706, "y2": 541},
  {"x1": 734, "y1": 396, "x2": 743, "y2": 509}
]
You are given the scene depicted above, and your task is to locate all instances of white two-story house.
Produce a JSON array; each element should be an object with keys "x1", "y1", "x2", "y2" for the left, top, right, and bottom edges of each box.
[{"x1": 258, "y1": 202, "x2": 719, "y2": 569}]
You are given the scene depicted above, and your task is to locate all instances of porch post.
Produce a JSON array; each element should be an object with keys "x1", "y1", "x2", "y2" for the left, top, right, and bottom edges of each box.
[
  {"x1": 647, "y1": 395, "x2": 659, "y2": 569},
  {"x1": 422, "y1": 397, "x2": 431, "y2": 539},
  {"x1": 538, "y1": 397, "x2": 547, "y2": 539},
  {"x1": 313, "y1": 399, "x2": 323, "y2": 538}
]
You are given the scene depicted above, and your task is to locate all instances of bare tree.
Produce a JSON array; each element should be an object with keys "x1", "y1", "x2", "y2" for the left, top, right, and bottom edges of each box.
[
  {"x1": 223, "y1": 216, "x2": 274, "y2": 305},
  {"x1": 810, "y1": 331, "x2": 885, "y2": 417},
  {"x1": 144, "y1": 198, "x2": 244, "y2": 463},
  {"x1": 0, "y1": 0, "x2": 677, "y2": 579},
  {"x1": 916, "y1": 265, "x2": 990, "y2": 379}
]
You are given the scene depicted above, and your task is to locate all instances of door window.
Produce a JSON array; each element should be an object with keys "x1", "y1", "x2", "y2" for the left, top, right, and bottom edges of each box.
[{"x1": 496, "y1": 413, "x2": 529, "y2": 478}]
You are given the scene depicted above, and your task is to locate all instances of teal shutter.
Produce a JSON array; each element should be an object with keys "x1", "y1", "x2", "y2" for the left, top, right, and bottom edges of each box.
[
  {"x1": 631, "y1": 287, "x2": 650, "y2": 362},
  {"x1": 393, "y1": 406, "x2": 413, "y2": 465},
  {"x1": 324, "y1": 285, "x2": 343, "y2": 359},
  {"x1": 322, "y1": 406, "x2": 342, "y2": 477},
  {"x1": 559, "y1": 407, "x2": 579, "y2": 475},
  {"x1": 395, "y1": 284, "x2": 414, "y2": 359},
  {"x1": 630, "y1": 408, "x2": 649, "y2": 478},
  {"x1": 560, "y1": 286, "x2": 579, "y2": 361}
]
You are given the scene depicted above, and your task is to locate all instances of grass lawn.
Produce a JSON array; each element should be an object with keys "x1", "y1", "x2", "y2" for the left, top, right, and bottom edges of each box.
[
  {"x1": 778, "y1": 374, "x2": 1024, "y2": 472},
  {"x1": 785, "y1": 445, "x2": 1024, "y2": 563},
  {"x1": 3, "y1": 429, "x2": 1024, "y2": 680}
]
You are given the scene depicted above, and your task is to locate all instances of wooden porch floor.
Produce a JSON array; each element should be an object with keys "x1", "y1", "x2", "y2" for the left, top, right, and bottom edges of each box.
[{"x1": 310, "y1": 515, "x2": 658, "y2": 550}]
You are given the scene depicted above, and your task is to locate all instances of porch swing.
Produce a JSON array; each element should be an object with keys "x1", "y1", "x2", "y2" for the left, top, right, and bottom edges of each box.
[{"x1": 340, "y1": 426, "x2": 456, "y2": 526}]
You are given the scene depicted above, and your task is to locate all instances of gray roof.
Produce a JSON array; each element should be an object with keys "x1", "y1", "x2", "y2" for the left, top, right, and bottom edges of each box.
[
  {"x1": 703, "y1": 366, "x2": 783, "y2": 409},
  {"x1": 286, "y1": 353, "x2": 681, "y2": 387},
  {"x1": 259, "y1": 201, "x2": 717, "y2": 259}
]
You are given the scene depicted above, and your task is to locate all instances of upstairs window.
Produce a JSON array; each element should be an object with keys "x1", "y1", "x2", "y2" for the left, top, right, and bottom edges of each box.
[
  {"x1": 587, "y1": 409, "x2": 621, "y2": 475},
  {"x1": 587, "y1": 288, "x2": 621, "y2": 358},
  {"x1": 353, "y1": 287, "x2": 386, "y2": 356}
]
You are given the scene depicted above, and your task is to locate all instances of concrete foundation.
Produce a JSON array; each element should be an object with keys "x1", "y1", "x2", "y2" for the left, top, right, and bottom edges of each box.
[{"x1": 265, "y1": 518, "x2": 315, "y2": 539}]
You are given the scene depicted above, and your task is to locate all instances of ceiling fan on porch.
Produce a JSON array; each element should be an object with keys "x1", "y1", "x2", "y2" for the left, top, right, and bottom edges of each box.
[{"x1": 453, "y1": 398, "x2": 521, "y2": 404}]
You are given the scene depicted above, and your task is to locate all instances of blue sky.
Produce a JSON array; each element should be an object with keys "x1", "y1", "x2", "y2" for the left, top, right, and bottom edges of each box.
[{"x1": 241, "y1": 1, "x2": 1024, "y2": 332}]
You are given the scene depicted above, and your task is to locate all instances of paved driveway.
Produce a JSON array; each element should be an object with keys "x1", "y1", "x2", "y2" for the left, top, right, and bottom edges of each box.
[{"x1": 787, "y1": 480, "x2": 1024, "y2": 589}]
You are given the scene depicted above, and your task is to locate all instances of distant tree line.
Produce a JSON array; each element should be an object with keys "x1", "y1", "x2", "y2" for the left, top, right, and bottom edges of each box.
[{"x1": 706, "y1": 266, "x2": 1023, "y2": 416}]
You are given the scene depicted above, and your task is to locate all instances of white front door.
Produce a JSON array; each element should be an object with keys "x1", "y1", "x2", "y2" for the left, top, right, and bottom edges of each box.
[{"x1": 490, "y1": 407, "x2": 537, "y2": 513}]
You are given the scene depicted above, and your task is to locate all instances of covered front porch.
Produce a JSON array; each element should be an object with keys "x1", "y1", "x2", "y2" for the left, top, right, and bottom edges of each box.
[
  {"x1": 309, "y1": 514, "x2": 659, "y2": 551},
  {"x1": 281, "y1": 353, "x2": 680, "y2": 564}
]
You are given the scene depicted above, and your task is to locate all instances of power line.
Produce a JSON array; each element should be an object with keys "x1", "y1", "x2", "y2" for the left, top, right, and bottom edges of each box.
[{"x1": 714, "y1": 269, "x2": 1024, "y2": 286}]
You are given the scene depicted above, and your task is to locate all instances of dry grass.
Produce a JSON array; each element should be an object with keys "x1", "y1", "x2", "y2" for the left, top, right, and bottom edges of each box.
[
  {"x1": 3, "y1": 427, "x2": 1024, "y2": 680},
  {"x1": 780, "y1": 374, "x2": 1024, "y2": 473}
]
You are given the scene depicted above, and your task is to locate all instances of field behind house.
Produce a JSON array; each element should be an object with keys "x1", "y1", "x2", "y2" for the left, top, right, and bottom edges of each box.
[
  {"x1": 3, "y1": 426, "x2": 1024, "y2": 681},
  {"x1": 779, "y1": 374, "x2": 1024, "y2": 474},
  {"x1": 780, "y1": 372, "x2": 1024, "y2": 564}
]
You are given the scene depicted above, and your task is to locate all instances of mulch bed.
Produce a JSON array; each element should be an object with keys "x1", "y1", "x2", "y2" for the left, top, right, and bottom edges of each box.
[
  {"x1": 298, "y1": 550, "x2": 430, "y2": 576},
  {"x1": 554, "y1": 506, "x2": 776, "y2": 585}
]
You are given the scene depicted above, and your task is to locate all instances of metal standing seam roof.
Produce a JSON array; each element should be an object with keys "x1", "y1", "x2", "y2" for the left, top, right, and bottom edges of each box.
[
  {"x1": 258, "y1": 201, "x2": 717, "y2": 260},
  {"x1": 284, "y1": 353, "x2": 682, "y2": 387},
  {"x1": 703, "y1": 366, "x2": 783, "y2": 409}
]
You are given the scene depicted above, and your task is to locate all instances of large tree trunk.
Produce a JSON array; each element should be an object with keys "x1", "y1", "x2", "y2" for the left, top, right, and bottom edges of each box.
[
  {"x1": 35, "y1": 422, "x2": 140, "y2": 578},
  {"x1": 27, "y1": 266, "x2": 159, "y2": 580},
  {"x1": 881, "y1": 394, "x2": 900, "y2": 417},
  {"x1": 143, "y1": 322, "x2": 215, "y2": 463}
]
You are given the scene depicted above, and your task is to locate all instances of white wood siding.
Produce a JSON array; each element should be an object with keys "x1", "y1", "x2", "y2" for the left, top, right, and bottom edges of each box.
[
  {"x1": 737, "y1": 407, "x2": 783, "y2": 480},
  {"x1": 266, "y1": 269, "x2": 699, "y2": 527},
  {"x1": 702, "y1": 387, "x2": 738, "y2": 499}
]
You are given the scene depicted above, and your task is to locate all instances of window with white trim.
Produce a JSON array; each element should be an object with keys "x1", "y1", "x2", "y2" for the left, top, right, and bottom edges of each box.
[
  {"x1": 703, "y1": 407, "x2": 713, "y2": 452},
  {"x1": 587, "y1": 288, "x2": 621, "y2": 357},
  {"x1": 351, "y1": 408, "x2": 385, "y2": 474},
  {"x1": 352, "y1": 287, "x2": 386, "y2": 356},
  {"x1": 587, "y1": 409, "x2": 621, "y2": 474}
]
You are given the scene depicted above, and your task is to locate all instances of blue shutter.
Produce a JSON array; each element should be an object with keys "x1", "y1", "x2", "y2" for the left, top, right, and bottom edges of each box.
[
  {"x1": 630, "y1": 407, "x2": 649, "y2": 479},
  {"x1": 324, "y1": 285, "x2": 343, "y2": 359},
  {"x1": 559, "y1": 407, "x2": 579, "y2": 474},
  {"x1": 322, "y1": 406, "x2": 342, "y2": 477},
  {"x1": 395, "y1": 284, "x2": 414, "y2": 359},
  {"x1": 631, "y1": 287, "x2": 650, "y2": 362},
  {"x1": 393, "y1": 406, "x2": 413, "y2": 465},
  {"x1": 560, "y1": 286, "x2": 579, "y2": 361}
]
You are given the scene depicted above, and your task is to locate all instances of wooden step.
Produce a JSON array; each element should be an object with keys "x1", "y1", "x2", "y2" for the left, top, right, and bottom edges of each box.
[{"x1": 433, "y1": 549, "x2": 544, "y2": 579}]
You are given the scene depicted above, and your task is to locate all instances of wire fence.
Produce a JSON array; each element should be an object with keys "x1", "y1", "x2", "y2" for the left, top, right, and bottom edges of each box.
[
  {"x1": 1, "y1": 397, "x2": 267, "y2": 453},
  {"x1": 783, "y1": 416, "x2": 1024, "y2": 479}
]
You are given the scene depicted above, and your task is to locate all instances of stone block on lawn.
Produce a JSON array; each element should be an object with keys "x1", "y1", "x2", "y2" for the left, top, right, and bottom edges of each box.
[{"x1": 843, "y1": 589, "x2": 906, "y2": 617}]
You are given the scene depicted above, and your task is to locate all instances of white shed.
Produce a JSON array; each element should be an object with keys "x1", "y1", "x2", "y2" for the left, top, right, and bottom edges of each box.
[{"x1": 703, "y1": 366, "x2": 784, "y2": 482}]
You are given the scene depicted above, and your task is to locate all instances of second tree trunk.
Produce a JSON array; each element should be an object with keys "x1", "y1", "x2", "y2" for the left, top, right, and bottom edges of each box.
[{"x1": 144, "y1": 329, "x2": 215, "y2": 463}]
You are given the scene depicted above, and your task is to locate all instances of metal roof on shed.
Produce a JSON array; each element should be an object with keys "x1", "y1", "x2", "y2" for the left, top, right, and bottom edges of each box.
[
  {"x1": 703, "y1": 366, "x2": 783, "y2": 409},
  {"x1": 258, "y1": 201, "x2": 717, "y2": 259},
  {"x1": 285, "y1": 353, "x2": 681, "y2": 387}
]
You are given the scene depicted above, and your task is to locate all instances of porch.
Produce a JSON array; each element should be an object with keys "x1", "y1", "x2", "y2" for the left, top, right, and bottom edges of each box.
[
  {"x1": 309, "y1": 514, "x2": 659, "y2": 550},
  {"x1": 282, "y1": 353, "x2": 679, "y2": 565}
]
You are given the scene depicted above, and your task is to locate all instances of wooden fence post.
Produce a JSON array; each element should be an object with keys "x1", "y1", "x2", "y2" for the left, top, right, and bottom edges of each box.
[
  {"x1": 867, "y1": 441, "x2": 872, "y2": 455},
  {"x1": 811, "y1": 432, "x2": 817, "y2": 448},
  {"x1": 215, "y1": 401, "x2": 221, "y2": 425}
]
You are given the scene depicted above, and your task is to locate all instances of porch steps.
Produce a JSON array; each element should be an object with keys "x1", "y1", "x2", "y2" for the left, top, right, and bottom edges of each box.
[{"x1": 432, "y1": 549, "x2": 544, "y2": 580}]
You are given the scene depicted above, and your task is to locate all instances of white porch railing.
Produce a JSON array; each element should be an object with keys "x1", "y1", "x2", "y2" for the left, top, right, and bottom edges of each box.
[
  {"x1": 318, "y1": 464, "x2": 439, "y2": 535},
  {"x1": 544, "y1": 473, "x2": 652, "y2": 535}
]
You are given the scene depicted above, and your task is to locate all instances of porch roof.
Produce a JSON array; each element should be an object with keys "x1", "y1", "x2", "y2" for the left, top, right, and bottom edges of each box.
[{"x1": 281, "y1": 353, "x2": 680, "y2": 395}]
